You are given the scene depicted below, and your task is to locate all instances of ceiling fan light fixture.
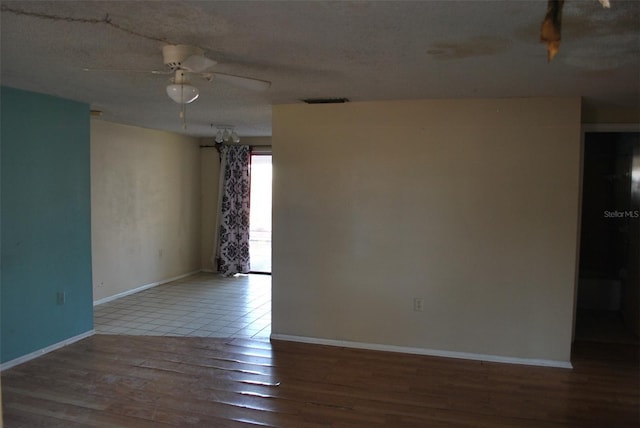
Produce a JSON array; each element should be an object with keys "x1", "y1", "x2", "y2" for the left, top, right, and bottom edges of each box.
[{"x1": 166, "y1": 83, "x2": 199, "y2": 104}]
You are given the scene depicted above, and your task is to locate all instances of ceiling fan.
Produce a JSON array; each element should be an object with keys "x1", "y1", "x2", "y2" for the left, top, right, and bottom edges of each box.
[
  {"x1": 84, "y1": 44, "x2": 271, "y2": 129},
  {"x1": 84, "y1": 44, "x2": 271, "y2": 103}
]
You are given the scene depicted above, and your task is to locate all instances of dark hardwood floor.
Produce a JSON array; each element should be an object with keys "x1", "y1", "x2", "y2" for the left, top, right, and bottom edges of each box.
[{"x1": 2, "y1": 335, "x2": 638, "y2": 427}]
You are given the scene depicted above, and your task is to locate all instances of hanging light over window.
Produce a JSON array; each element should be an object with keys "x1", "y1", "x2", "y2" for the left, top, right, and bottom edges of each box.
[{"x1": 213, "y1": 125, "x2": 240, "y2": 144}]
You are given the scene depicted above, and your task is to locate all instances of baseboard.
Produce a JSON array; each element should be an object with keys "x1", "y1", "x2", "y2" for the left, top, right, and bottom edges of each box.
[
  {"x1": 270, "y1": 334, "x2": 573, "y2": 369},
  {"x1": 93, "y1": 270, "x2": 201, "y2": 306},
  {"x1": 1, "y1": 329, "x2": 95, "y2": 371}
]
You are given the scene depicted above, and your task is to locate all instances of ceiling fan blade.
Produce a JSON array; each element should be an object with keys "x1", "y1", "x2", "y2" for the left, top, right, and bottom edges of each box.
[
  {"x1": 180, "y1": 55, "x2": 217, "y2": 73},
  {"x1": 82, "y1": 67, "x2": 172, "y2": 75},
  {"x1": 211, "y1": 72, "x2": 271, "y2": 91}
]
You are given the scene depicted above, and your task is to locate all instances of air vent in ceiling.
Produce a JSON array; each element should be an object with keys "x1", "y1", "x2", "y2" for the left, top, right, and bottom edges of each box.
[{"x1": 302, "y1": 98, "x2": 350, "y2": 104}]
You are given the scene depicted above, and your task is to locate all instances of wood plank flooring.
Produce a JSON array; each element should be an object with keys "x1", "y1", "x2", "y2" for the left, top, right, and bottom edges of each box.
[{"x1": 2, "y1": 335, "x2": 638, "y2": 427}]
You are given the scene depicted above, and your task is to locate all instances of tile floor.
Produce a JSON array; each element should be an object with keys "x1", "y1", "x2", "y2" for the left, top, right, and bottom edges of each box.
[{"x1": 94, "y1": 273, "x2": 271, "y2": 340}]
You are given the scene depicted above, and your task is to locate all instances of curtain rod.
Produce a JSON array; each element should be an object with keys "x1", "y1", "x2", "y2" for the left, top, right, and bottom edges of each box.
[
  {"x1": 199, "y1": 144, "x2": 271, "y2": 162},
  {"x1": 199, "y1": 144, "x2": 272, "y2": 149}
]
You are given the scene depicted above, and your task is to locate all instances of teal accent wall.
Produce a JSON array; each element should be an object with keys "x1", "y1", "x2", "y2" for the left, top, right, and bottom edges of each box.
[{"x1": 1, "y1": 86, "x2": 93, "y2": 363}]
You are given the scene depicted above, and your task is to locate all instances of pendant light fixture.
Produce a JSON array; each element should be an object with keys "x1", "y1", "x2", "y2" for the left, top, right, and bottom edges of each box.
[{"x1": 214, "y1": 125, "x2": 240, "y2": 144}]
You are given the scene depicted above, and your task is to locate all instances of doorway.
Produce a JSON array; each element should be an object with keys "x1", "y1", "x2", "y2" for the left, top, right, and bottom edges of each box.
[
  {"x1": 575, "y1": 130, "x2": 640, "y2": 344},
  {"x1": 249, "y1": 153, "x2": 272, "y2": 274}
]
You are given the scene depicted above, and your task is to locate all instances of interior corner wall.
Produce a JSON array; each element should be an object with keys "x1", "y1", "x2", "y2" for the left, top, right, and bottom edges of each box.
[
  {"x1": 91, "y1": 120, "x2": 201, "y2": 302},
  {"x1": 272, "y1": 97, "x2": 582, "y2": 363},
  {"x1": 1, "y1": 86, "x2": 93, "y2": 364},
  {"x1": 200, "y1": 143, "x2": 220, "y2": 271}
]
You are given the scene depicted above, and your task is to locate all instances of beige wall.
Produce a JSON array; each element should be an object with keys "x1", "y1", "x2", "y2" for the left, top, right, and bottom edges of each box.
[
  {"x1": 200, "y1": 145, "x2": 220, "y2": 270},
  {"x1": 272, "y1": 97, "x2": 582, "y2": 363},
  {"x1": 91, "y1": 120, "x2": 201, "y2": 301}
]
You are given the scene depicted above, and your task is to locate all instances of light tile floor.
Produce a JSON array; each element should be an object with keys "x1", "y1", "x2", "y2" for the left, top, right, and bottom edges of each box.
[{"x1": 94, "y1": 273, "x2": 271, "y2": 340}]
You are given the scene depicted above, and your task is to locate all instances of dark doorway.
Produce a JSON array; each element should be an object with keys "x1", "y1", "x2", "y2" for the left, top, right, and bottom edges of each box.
[{"x1": 576, "y1": 131, "x2": 640, "y2": 344}]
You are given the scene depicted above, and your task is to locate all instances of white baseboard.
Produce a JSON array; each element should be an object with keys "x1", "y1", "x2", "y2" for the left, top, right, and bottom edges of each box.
[
  {"x1": 1, "y1": 329, "x2": 95, "y2": 371},
  {"x1": 93, "y1": 270, "x2": 201, "y2": 306},
  {"x1": 270, "y1": 334, "x2": 573, "y2": 369}
]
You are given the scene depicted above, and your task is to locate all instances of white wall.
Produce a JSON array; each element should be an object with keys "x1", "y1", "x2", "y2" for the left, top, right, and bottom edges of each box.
[
  {"x1": 272, "y1": 97, "x2": 582, "y2": 363},
  {"x1": 91, "y1": 120, "x2": 201, "y2": 301}
]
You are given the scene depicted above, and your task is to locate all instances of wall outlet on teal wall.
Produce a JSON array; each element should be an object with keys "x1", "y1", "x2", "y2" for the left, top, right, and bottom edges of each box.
[{"x1": 56, "y1": 291, "x2": 66, "y2": 305}]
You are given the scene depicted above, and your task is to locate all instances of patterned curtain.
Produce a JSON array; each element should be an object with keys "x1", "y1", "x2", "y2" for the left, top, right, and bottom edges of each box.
[{"x1": 215, "y1": 145, "x2": 251, "y2": 276}]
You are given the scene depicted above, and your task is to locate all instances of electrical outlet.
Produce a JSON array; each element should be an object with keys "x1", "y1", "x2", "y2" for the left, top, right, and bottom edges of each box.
[
  {"x1": 413, "y1": 297, "x2": 424, "y2": 312},
  {"x1": 56, "y1": 291, "x2": 66, "y2": 305}
]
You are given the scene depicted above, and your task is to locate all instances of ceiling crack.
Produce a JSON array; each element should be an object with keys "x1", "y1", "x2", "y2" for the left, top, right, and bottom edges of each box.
[{"x1": 0, "y1": 5, "x2": 170, "y2": 44}]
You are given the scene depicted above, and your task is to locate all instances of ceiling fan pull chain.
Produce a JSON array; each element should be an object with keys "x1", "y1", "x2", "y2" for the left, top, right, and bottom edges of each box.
[
  {"x1": 180, "y1": 103, "x2": 187, "y2": 130},
  {"x1": 179, "y1": 81, "x2": 187, "y2": 130}
]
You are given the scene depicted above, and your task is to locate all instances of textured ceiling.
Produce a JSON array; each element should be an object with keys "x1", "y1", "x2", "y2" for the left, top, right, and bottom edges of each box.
[{"x1": 1, "y1": 1, "x2": 639, "y2": 137}]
